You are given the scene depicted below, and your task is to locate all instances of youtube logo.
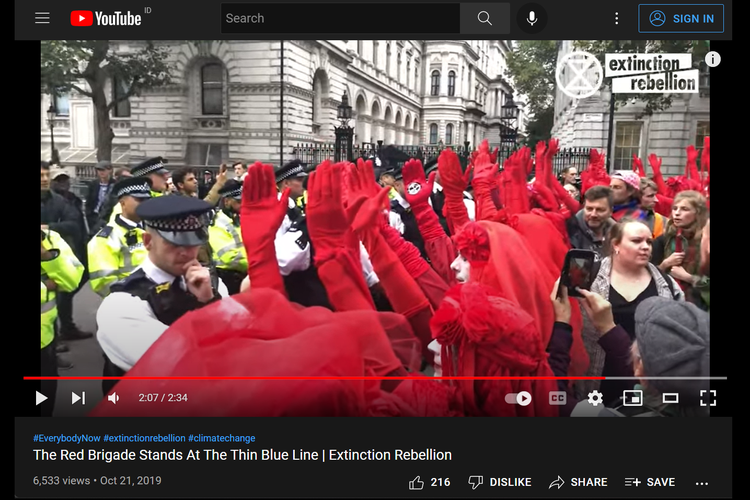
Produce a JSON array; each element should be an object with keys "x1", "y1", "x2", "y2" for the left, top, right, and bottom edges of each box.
[{"x1": 71, "y1": 10, "x2": 93, "y2": 26}]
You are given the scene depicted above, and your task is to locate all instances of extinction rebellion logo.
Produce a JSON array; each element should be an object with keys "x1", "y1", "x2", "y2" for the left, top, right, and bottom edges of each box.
[
  {"x1": 555, "y1": 51, "x2": 698, "y2": 99},
  {"x1": 606, "y1": 53, "x2": 698, "y2": 93}
]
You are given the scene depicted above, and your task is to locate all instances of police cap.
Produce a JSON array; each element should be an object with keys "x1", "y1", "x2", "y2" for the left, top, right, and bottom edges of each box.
[
  {"x1": 275, "y1": 159, "x2": 308, "y2": 183},
  {"x1": 424, "y1": 158, "x2": 438, "y2": 176},
  {"x1": 131, "y1": 157, "x2": 169, "y2": 177},
  {"x1": 114, "y1": 176, "x2": 152, "y2": 200},
  {"x1": 218, "y1": 179, "x2": 243, "y2": 200},
  {"x1": 136, "y1": 196, "x2": 213, "y2": 246}
]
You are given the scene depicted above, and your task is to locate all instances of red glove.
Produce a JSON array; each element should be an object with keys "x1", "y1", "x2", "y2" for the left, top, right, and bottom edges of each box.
[
  {"x1": 401, "y1": 158, "x2": 446, "y2": 241},
  {"x1": 633, "y1": 154, "x2": 646, "y2": 178},
  {"x1": 700, "y1": 137, "x2": 710, "y2": 194},
  {"x1": 380, "y1": 222, "x2": 431, "y2": 278},
  {"x1": 648, "y1": 153, "x2": 669, "y2": 196},
  {"x1": 307, "y1": 162, "x2": 374, "y2": 311},
  {"x1": 545, "y1": 139, "x2": 560, "y2": 186},
  {"x1": 240, "y1": 162, "x2": 290, "y2": 295},
  {"x1": 685, "y1": 145, "x2": 700, "y2": 180},
  {"x1": 438, "y1": 148, "x2": 472, "y2": 231},
  {"x1": 347, "y1": 191, "x2": 432, "y2": 347},
  {"x1": 534, "y1": 141, "x2": 548, "y2": 186},
  {"x1": 547, "y1": 140, "x2": 580, "y2": 213},
  {"x1": 470, "y1": 140, "x2": 500, "y2": 221}
]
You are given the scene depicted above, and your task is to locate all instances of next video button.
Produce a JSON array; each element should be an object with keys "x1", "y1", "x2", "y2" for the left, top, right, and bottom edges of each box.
[{"x1": 638, "y1": 4, "x2": 724, "y2": 33}]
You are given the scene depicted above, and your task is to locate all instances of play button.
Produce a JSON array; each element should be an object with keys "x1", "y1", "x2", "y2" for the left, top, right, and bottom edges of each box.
[
  {"x1": 516, "y1": 391, "x2": 532, "y2": 406},
  {"x1": 36, "y1": 391, "x2": 47, "y2": 405}
]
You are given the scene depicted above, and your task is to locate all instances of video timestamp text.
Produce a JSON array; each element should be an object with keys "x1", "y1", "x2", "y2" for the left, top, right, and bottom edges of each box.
[{"x1": 138, "y1": 394, "x2": 188, "y2": 402}]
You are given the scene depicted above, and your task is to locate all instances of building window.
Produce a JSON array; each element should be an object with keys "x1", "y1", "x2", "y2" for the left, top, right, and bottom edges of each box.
[
  {"x1": 431, "y1": 71, "x2": 440, "y2": 96},
  {"x1": 201, "y1": 63, "x2": 224, "y2": 115},
  {"x1": 53, "y1": 92, "x2": 70, "y2": 116},
  {"x1": 373, "y1": 41, "x2": 379, "y2": 68},
  {"x1": 111, "y1": 76, "x2": 131, "y2": 118},
  {"x1": 429, "y1": 124, "x2": 438, "y2": 144},
  {"x1": 386, "y1": 43, "x2": 392, "y2": 76},
  {"x1": 397, "y1": 51, "x2": 402, "y2": 81},
  {"x1": 448, "y1": 71, "x2": 456, "y2": 96},
  {"x1": 445, "y1": 124, "x2": 453, "y2": 144},
  {"x1": 695, "y1": 121, "x2": 710, "y2": 168},
  {"x1": 613, "y1": 122, "x2": 643, "y2": 170},
  {"x1": 406, "y1": 59, "x2": 411, "y2": 88},
  {"x1": 189, "y1": 143, "x2": 227, "y2": 166}
]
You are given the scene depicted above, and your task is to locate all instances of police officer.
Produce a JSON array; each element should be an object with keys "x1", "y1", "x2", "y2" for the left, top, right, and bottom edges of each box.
[
  {"x1": 96, "y1": 196, "x2": 227, "y2": 395},
  {"x1": 274, "y1": 160, "x2": 332, "y2": 308},
  {"x1": 103, "y1": 157, "x2": 170, "y2": 226},
  {"x1": 87, "y1": 177, "x2": 152, "y2": 297},
  {"x1": 41, "y1": 228, "x2": 84, "y2": 415},
  {"x1": 208, "y1": 180, "x2": 247, "y2": 295}
]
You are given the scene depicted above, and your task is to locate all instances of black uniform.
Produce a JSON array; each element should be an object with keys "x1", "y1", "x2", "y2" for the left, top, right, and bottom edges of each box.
[{"x1": 97, "y1": 196, "x2": 221, "y2": 395}]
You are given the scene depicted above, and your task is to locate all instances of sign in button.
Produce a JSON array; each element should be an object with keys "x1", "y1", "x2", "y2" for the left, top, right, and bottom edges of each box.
[{"x1": 638, "y1": 4, "x2": 724, "y2": 33}]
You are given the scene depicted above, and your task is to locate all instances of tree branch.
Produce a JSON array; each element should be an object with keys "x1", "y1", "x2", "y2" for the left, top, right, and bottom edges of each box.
[{"x1": 71, "y1": 84, "x2": 93, "y2": 97}]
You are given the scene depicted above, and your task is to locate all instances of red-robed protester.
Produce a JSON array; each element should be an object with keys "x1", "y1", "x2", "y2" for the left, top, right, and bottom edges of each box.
[{"x1": 89, "y1": 162, "x2": 458, "y2": 417}]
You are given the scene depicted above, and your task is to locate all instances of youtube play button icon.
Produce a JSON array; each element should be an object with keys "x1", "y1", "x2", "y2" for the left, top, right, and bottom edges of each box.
[{"x1": 71, "y1": 10, "x2": 93, "y2": 26}]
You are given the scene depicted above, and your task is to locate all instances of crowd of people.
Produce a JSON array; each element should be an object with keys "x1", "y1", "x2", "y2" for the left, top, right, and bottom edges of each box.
[{"x1": 40, "y1": 136, "x2": 710, "y2": 418}]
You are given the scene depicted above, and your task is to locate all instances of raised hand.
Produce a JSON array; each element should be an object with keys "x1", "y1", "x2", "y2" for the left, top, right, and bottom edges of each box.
[
  {"x1": 346, "y1": 187, "x2": 392, "y2": 236},
  {"x1": 471, "y1": 141, "x2": 498, "y2": 183},
  {"x1": 402, "y1": 158, "x2": 434, "y2": 208},
  {"x1": 306, "y1": 161, "x2": 354, "y2": 256},
  {"x1": 632, "y1": 155, "x2": 645, "y2": 177},
  {"x1": 686, "y1": 145, "x2": 699, "y2": 163},
  {"x1": 546, "y1": 138, "x2": 560, "y2": 158},
  {"x1": 438, "y1": 148, "x2": 471, "y2": 195},
  {"x1": 240, "y1": 161, "x2": 290, "y2": 243}
]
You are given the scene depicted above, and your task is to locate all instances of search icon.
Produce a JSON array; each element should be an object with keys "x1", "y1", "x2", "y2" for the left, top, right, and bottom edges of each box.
[{"x1": 477, "y1": 10, "x2": 492, "y2": 25}]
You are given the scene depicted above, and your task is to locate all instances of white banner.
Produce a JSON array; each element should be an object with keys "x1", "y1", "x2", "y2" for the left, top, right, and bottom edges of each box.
[
  {"x1": 605, "y1": 53, "x2": 693, "y2": 77},
  {"x1": 612, "y1": 69, "x2": 699, "y2": 93}
]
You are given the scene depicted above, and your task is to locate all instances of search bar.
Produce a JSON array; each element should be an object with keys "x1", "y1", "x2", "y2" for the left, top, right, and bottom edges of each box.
[{"x1": 221, "y1": 3, "x2": 460, "y2": 33}]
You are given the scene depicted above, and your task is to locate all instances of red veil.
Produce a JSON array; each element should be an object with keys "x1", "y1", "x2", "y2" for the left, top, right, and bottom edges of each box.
[
  {"x1": 89, "y1": 288, "x2": 456, "y2": 417},
  {"x1": 430, "y1": 282, "x2": 559, "y2": 417},
  {"x1": 512, "y1": 214, "x2": 588, "y2": 377}
]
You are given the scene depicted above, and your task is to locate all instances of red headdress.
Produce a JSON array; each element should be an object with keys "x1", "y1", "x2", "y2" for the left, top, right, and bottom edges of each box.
[
  {"x1": 430, "y1": 282, "x2": 558, "y2": 416},
  {"x1": 580, "y1": 149, "x2": 611, "y2": 196},
  {"x1": 88, "y1": 288, "x2": 456, "y2": 417}
]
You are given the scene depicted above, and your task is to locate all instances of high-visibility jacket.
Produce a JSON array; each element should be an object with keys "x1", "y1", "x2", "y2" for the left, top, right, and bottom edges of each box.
[
  {"x1": 87, "y1": 215, "x2": 148, "y2": 297},
  {"x1": 208, "y1": 210, "x2": 247, "y2": 273},
  {"x1": 41, "y1": 229, "x2": 84, "y2": 349},
  {"x1": 108, "y1": 190, "x2": 162, "y2": 223}
]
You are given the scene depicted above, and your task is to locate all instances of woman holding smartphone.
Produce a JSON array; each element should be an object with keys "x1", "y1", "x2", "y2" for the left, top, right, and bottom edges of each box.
[{"x1": 576, "y1": 218, "x2": 684, "y2": 404}]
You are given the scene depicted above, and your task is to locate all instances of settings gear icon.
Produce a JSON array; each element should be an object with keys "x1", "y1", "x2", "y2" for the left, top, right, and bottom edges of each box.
[{"x1": 588, "y1": 390, "x2": 604, "y2": 406}]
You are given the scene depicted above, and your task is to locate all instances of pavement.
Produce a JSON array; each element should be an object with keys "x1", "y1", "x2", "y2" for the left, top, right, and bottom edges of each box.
[{"x1": 52, "y1": 284, "x2": 105, "y2": 416}]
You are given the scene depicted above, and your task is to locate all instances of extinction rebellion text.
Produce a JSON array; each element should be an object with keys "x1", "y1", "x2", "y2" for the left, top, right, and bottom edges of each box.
[{"x1": 34, "y1": 448, "x2": 452, "y2": 462}]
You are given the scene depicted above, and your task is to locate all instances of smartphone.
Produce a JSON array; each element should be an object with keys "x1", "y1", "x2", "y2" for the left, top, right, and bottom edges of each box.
[{"x1": 558, "y1": 249, "x2": 598, "y2": 298}]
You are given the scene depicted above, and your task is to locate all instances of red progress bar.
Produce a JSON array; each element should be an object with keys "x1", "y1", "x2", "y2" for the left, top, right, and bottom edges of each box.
[{"x1": 24, "y1": 376, "x2": 605, "y2": 380}]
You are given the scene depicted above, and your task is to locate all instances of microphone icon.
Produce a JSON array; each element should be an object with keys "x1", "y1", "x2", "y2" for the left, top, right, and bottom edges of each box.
[{"x1": 527, "y1": 10, "x2": 537, "y2": 25}]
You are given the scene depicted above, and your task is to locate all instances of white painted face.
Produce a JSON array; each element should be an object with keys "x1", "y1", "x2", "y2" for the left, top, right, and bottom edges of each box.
[
  {"x1": 407, "y1": 182, "x2": 421, "y2": 196},
  {"x1": 450, "y1": 253, "x2": 471, "y2": 283}
]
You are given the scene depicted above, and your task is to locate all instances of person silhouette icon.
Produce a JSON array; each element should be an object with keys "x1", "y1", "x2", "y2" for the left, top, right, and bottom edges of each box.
[{"x1": 649, "y1": 10, "x2": 665, "y2": 26}]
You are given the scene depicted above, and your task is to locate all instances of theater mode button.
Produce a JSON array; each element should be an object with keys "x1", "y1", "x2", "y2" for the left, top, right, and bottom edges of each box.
[{"x1": 638, "y1": 4, "x2": 724, "y2": 33}]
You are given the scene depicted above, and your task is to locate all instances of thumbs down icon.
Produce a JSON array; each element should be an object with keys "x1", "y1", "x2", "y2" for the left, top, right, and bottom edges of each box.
[{"x1": 468, "y1": 476, "x2": 484, "y2": 489}]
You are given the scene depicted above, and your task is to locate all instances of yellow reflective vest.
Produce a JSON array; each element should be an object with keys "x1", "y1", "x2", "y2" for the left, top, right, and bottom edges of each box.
[
  {"x1": 87, "y1": 215, "x2": 148, "y2": 297},
  {"x1": 41, "y1": 230, "x2": 84, "y2": 349},
  {"x1": 208, "y1": 210, "x2": 247, "y2": 273}
]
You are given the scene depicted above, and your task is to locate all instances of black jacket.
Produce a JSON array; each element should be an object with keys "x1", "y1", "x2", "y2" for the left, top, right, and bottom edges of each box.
[
  {"x1": 85, "y1": 178, "x2": 115, "y2": 218},
  {"x1": 41, "y1": 190, "x2": 80, "y2": 245}
]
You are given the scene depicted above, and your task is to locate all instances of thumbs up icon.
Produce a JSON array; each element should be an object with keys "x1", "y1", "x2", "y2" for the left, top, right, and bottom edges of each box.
[{"x1": 409, "y1": 476, "x2": 424, "y2": 490}]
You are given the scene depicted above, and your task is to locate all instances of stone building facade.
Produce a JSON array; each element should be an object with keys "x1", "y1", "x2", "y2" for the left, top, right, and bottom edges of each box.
[
  {"x1": 551, "y1": 41, "x2": 710, "y2": 175},
  {"x1": 41, "y1": 40, "x2": 522, "y2": 167}
]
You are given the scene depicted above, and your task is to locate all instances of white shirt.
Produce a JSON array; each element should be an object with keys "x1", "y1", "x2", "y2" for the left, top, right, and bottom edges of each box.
[
  {"x1": 428, "y1": 340, "x2": 442, "y2": 377},
  {"x1": 275, "y1": 193, "x2": 378, "y2": 285},
  {"x1": 96, "y1": 256, "x2": 228, "y2": 371}
]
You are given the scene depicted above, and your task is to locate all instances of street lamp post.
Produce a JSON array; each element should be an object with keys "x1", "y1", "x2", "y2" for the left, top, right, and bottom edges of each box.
[
  {"x1": 334, "y1": 92, "x2": 353, "y2": 162},
  {"x1": 500, "y1": 95, "x2": 520, "y2": 147},
  {"x1": 46, "y1": 104, "x2": 60, "y2": 164}
]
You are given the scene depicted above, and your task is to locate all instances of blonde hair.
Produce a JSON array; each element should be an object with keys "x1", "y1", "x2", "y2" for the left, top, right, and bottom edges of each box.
[{"x1": 673, "y1": 190, "x2": 708, "y2": 232}]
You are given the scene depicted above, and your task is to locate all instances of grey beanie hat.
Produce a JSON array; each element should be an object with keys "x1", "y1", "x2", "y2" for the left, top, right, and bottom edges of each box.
[{"x1": 634, "y1": 297, "x2": 710, "y2": 405}]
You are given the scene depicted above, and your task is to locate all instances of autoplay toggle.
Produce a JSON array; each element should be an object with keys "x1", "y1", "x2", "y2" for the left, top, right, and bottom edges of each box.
[{"x1": 505, "y1": 391, "x2": 532, "y2": 406}]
